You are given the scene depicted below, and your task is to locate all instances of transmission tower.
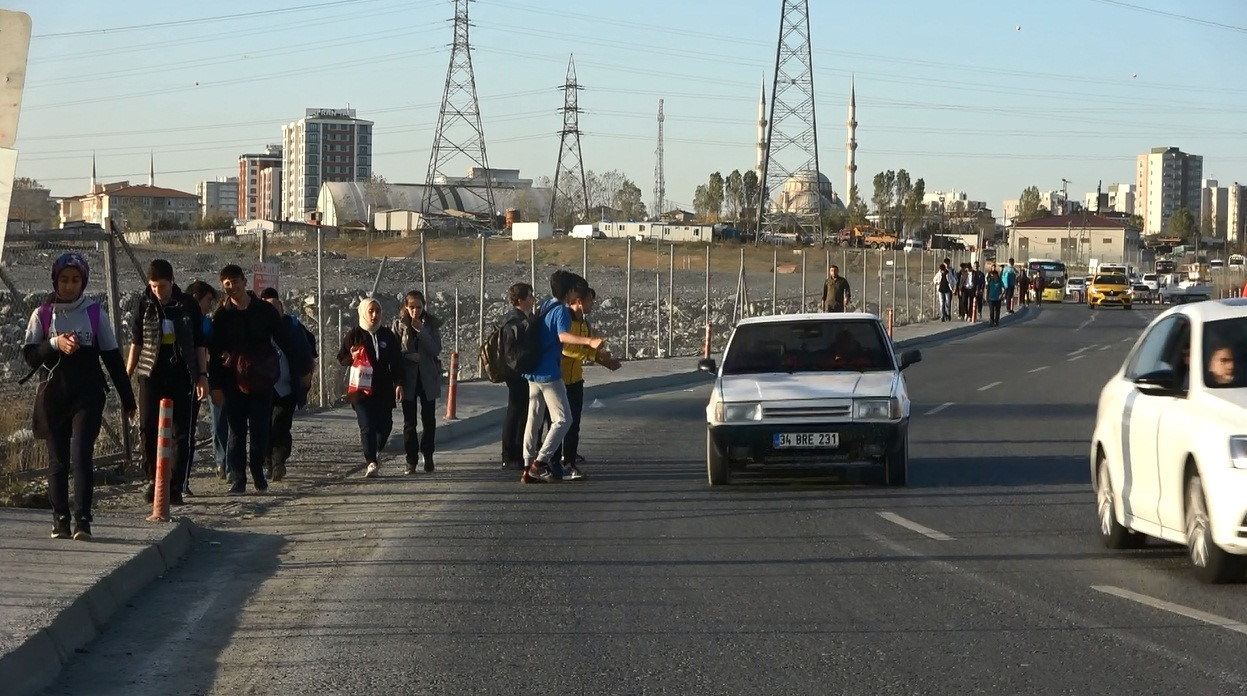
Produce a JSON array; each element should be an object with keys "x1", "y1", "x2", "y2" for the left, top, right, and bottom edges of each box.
[
  {"x1": 423, "y1": 0, "x2": 496, "y2": 228},
  {"x1": 653, "y1": 99, "x2": 665, "y2": 219},
  {"x1": 549, "y1": 55, "x2": 589, "y2": 225},
  {"x1": 757, "y1": 0, "x2": 825, "y2": 245}
]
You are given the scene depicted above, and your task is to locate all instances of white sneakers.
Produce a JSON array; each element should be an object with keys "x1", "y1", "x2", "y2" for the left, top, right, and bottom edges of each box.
[{"x1": 364, "y1": 462, "x2": 379, "y2": 478}]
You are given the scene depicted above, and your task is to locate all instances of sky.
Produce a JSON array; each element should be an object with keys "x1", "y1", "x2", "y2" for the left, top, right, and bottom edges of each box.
[{"x1": 9, "y1": 0, "x2": 1247, "y2": 220}]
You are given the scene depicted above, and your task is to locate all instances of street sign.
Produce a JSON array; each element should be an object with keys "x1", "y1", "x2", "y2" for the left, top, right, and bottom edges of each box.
[
  {"x1": 253, "y1": 262, "x2": 281, "y2": 296},
  {"x1": 0, "y1": 10, "x2": 32, "y2": 149}
]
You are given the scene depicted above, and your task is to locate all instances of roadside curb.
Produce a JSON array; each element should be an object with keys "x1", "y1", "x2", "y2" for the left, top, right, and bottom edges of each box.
[
  {"x1": 890, "y1": 305, "x2": 1033, "y2": 350},
  {"x1": 2, "y1": 519, "x2": 197, "y2": 696}
]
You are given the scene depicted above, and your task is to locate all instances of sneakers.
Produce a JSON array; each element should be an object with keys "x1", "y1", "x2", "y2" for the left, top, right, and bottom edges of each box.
[
  {"x1": 423, "y1": 456, "x2": 435, "y2": 473},
  {"x1": 404, "y1": 464, "x2": 417, "y2": 475},
  {"x1": 521, "y1": 462, "x2": 554, "y2": 484},
  {"x1": 170, "y1": 491, "x2": 185, "y2": 505},
  {"x1": 272, "y1": 463, "x2": 286, "y2": 482},
  {"x1": 72, "y1": 518, "x2": 92, "y2": 542},
  {"x1": 548, "y1": 460, "x2": 566, "y2": 482},
  {"x1": 364, "y1": 462, "x2": 380, "y2": 478},
  {"x1": 566, "y1": 464, "x2": 585, "y2": 480},
  {"x1": 51, "y1": 515, "x2": 71, "y2": 539},
  {"x1": 228, "y1": 481, "x2": 247, "y2": 495},
  {"x1": 143, "y1": 483, "x2": 156, "y2": 503}
]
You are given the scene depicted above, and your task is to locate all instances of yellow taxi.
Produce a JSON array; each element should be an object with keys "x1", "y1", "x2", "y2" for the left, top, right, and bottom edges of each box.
[{"x1": 1088, "y1": 273, "x2": 1133, "y2": 309}]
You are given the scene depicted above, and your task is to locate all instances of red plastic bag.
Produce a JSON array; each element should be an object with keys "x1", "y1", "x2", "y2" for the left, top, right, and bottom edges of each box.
[{"x1": 346, "y1": 346, "x2": 373, "y2": 402}]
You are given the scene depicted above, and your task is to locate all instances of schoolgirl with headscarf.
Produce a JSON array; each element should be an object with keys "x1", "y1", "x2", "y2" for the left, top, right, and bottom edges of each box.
[
  {"x1": 336, "y1": 297, "x2": 404, "y2": 478},
  {"x1": 22, "y1": 252, "x2": 136, "y2": 541}
]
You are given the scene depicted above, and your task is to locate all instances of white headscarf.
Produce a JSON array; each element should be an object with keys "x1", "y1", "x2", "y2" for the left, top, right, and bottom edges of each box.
[{"x1": 358, "y1": 298, "x2": 381, "y2": 333}]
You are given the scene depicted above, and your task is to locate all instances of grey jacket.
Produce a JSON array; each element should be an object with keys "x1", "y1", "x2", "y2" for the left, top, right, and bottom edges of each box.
[{"x1": 393, "y1": 311, "x2": 443, "y2": 402}]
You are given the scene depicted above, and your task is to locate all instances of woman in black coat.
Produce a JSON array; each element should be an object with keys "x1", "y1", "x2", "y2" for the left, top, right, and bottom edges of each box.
[{"x1": 337, "y1": 298, "x2": 404, "y2": 478}]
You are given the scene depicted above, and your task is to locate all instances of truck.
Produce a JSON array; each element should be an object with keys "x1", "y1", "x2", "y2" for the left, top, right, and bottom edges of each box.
[
  {"x1": 1157, "y1": 271, "x2": 1213, "y2": 304},
  {"x1": 511, "y1": 221, "x2": 553, "y2": 241}
]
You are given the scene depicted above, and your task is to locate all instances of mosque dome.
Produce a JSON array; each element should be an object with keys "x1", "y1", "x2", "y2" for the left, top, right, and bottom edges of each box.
[{"x1": 772, "y1": 170, "x2": 845, "y2": 216}]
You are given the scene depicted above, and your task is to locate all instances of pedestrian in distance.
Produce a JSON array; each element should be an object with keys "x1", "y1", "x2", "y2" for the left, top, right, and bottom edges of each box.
[
  {"x1": 393, "y1": 290, "x2": 443, "y2": 476},
  {"x1": 338, "y1": 298, "x2": 404, "y2": 479},
  {"x1": 521, "y1": 272, "x2": 603, "y2": 484},
  {"x1": 987, "y1": 269, "x2": 1005, "y2": 326},
  {"x1": 957, "y1": 262, "x2": 974, "y2": 320},
  {"x1": 259, "y1": 288, "x2": 315, "y2": 482},
  {"x1": 125, "y1": 259, "x2": 208, "y2": 506},
  {"x1": 209, "y1": 265, "x2": 305, "y2": 495},
  {"x1": 821, "y1": 265, "x2": 853, "y2": 312},
  {"x1": 185, "y1": 281, "x2": 230, "y2": 485},
  {"x1": 1019, "y1": 270, "x2": 1031, "y2": 307},
  {"x1": 552, "y1": 287, "x2": 622, "y2": 480},
  {"x1": 23, "y1": 253, "x2": 136, "y2": 540},
  {"x1": 498, "y1": 282, "x2": 535, "y2": 470},
  {"x1": 933, "y1": 262, "x2": 953, "y2": 322},
  {"x1": 972, "y1": 261, "x2": 986, "y2": 321},
  {"x1": 1001, "y1": 258, "x2": 1018, "y2": 313}
]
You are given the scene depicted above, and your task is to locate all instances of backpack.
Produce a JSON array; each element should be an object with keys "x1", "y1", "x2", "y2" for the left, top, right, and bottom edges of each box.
[
  {"x1": 479, "y1": 323, "x2": 511, "y2": 384},
  {"x1": 502, "y1": 302, "x2": 554, "y2": 376},
  {"x1": 37, "y1": 301, "x2": 101, "y2": 341}
]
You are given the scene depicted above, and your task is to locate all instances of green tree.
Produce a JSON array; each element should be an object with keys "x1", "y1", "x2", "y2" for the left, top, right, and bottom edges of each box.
[
  {"x1": 871, "y1": 171, "x2": 896, "y2": 230},
  {"x1": 707, "y1": 172, "x2": 725, "y2": 222},
  {"x1": 361, "y1": 174, "x2": 392, "y2": 230},
  {"x1": 1200, "y1": 212, "x2": 1214, "y2": 238},
  {"x1": 1165, "y1": 206, "x2": 1197, "y2": 243},
  {"x1": 894, "y1": 169, "x2": 912, "y2": 235},
  {"x1": 1017, "y1": 186, "x2": 1043, "y2": 222},
  {"x1": 846, "y1": 184, "x2": 868, "y2": 230},
  {"x1": 1128, "y1": 213, "x2": 1144, "y2": 231},
  {"x1": 724, "y1": 169, "x2": 744, "y2": 221},
  {"x1": 903, "y1": 177, "x2": 927, "y2": 237},
  {"x1": 611, "y1": 178, "x2": 647, "y2": 221},
  {"x1": 693, "y1": 184, "x2": 710, "y2": 220},
  {"x1": 742, "y1": 170, "x2": 760, "y2": 228}
]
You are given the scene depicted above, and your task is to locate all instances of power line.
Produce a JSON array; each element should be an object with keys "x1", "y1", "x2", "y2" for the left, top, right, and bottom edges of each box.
[
  {"x1": 32, "y1": 0, "x2": 390, "y2": 38},
  {"x1": 1088, "y1": 0, "x2": 1247, "y2": 34}
]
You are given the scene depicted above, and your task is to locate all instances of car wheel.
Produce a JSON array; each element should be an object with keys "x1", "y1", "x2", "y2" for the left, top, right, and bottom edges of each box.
[
  {"x1": 1185, "y1": 473, "x2": 1246, "y2": 584},
  {"x1": 707, "y1": 430, "x2": 729, "y2": 486},
  {"x1": 884, "y1": 438, "x2": 908, "y2": 487},
  {"x1": 1097, "y1": 454, "x2": 1140, "y2": 550}
]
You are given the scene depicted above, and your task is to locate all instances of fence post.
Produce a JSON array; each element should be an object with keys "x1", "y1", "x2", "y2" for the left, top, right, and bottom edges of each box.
[
  {"x1": 667, "y1": 244, "x2": 674, "y2": 358},
  {"x1": 444, "y1": 352, "x2": 459, "y2": 420},
  {"x1": 654, "y1": 271, "x2": 661, "y2": 357},
  {"x1": 529, "y1": 239, "x2": 536, "y2": 291},
  {"x1": 704, "y1": 245, "x2": 710, "y2": 352},
  {"x1": 420, "y1": 231, "x2": 428, "y2": 297},
  {"x1": 583, "y1": 237, "x2": 589, "y2": 279},
  {"x1": 800, "y1": 249, "x2": 807, "y2": 312},
  {"x1": 625, "y1": 237, "x2": 633, "y2": 358},
  {"x1": 103, "y1": 224, "x2": 132, "y2": 467},
  {"x1": 771, "y1": 247, "x2": 777, "y2": 315},
  {"x1": 891, "y1": 246, "x2": 898, "y2": 324},
  {"x1": 477, "y1": 236, "x2": 486, "y2": 378},
  {"x1": 315, "y1": 222, "x2": 325, "y2": 407}
]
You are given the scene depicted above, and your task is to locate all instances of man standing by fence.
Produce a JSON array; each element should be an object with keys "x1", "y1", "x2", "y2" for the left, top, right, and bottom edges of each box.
[
  {"x1": 821, "y1": 265, "x2": 852, "y2": 312},
  {"x1": 125, "y1": 260, "x2": 207, "y2": 505}
]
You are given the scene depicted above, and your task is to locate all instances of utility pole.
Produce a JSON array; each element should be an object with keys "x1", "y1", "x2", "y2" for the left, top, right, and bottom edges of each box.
[
  {"x1": 549, "y1": 55, "x2": 589, "y2": 226},
  {"x1": 653, "y1": 99, "x2": 665, "y2": 220},
  {"x1": 423, "y1": 0, "x2": 497, "y2": 231},
  {"x1": 1060, "y1": 178, "x2": 1071, "y2": 216}
]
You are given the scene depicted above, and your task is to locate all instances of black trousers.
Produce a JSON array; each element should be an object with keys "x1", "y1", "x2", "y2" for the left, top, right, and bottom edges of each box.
[
  {"x1": 553, "y1": 380, "x2": 585, "y2": 465},
  {"x1": 224, "y1": 388, "x2": 274, "y2": 487},
  {"x1": 402, "y1": 380, "x2": 436, "y2": 465},
  {"x1": 46, "y1": 392, "x2": 105, "y2": 521},
  {"x1": 957, "y1": 291, "x2": 971, "y2": 318},
  {"x1": 500, "y1": 375, "x2": 529, "y2": 463},
  {"x1": 139, "y1": 374, "x2": 193, "y2": 491},
  {"x1": 989, "y1": 300, "x2": 1002, "y2": 324},
  {"x1": 353, "y1": 397, "x2": 393, "y2": 464},
  {"x1": 267, "y1": 392, "x2": 297, "y2": 470}
]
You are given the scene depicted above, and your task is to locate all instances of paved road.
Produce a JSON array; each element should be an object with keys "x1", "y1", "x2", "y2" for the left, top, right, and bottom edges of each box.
[{"x1": 41, "y1": 303, "x2": 1247, "y2": 695}]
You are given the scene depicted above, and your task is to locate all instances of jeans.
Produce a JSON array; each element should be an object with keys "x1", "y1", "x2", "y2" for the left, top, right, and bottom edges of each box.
[
  {"x1": 1004, "y1": 286, "x2": 1015, "y2": 311},
  {"x1": 524, "y1": 379, "x2": 571, "y2": 465},
  {"x1": 553, "y1": 380, "x2": 585, "y2": 465},
  {"x1": 267, "y1": 392, "x2": 297, "y2": 472},
  {"x1": 353, "y1": 397, "x2": 393, "y2": 465},
  {"x1": 224, "y1": 388, "x2": 274, "y2": 488},
  {"x1": 500, "y1": 375, "x2": 529, "y2": 463},
  {"x1": 402, "y1": 384, "x2": 436, "y2": 465},
  {"x1": 938, "y1": 291, "x2": 952, "y2": 320},
  {"x1": 209, "y1": 399, "x2": 228, "y2": 472},
  {"x1": 989, "y1": 300, "x2": 1002, "y2": 324},
  {"x1": 46, "y1": 392, "x2": 105, "y2": 521},
  {"x1": 139, "y1": 375, "x2": 193, "y2": 492}
]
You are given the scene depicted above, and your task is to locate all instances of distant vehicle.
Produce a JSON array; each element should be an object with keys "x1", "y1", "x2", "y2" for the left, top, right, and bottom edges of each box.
[
  {"x1": 1088, "y1": 274, "x2": 1133, "y2": 310},
  {"x1": 1157, "y1": 272, "x2": 1213, "y2": 304},
  {"x1": 1229, "y1": 254, "x2": 1245, "y2": 268},
  {"x1": 1131, "y1": 283, "x2": 1157, "y2": 304},
  {"x1": 929, "y1": 235, "x2": 967, "y2": 251},
  {"x1": 1028, "y1": 258, "x2": 1068, "y2": 303},
  {"x1": 1066, "y1": 276, "x2": 1087, "y2": 301},
  {"x1": 1140, "y1": 273, "x2": 1160, "y2": 292},
  {"x1": 570, "y1": 223, "x2": 604, "y2": 239},
  {"x1": 699, "y1": 313, "x2": 922, "y2": 487},
  {"x1": 902, "y1": 239, "x2": 922, "y2": 253},
  {"x1": 1210, "y1": 258, "x2": 1226, "y2": 270},
  {"x1": 1155, "y1": 259, "x2": 1177, "y2": 274}
]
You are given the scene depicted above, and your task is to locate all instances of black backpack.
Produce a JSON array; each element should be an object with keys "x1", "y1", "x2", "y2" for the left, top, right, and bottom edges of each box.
[
  {"x1": 502, "y1": 302, "x2": 554, "y2": 376},
  {"x1": 479, "y1": 320, "x2": 513, "y2": 384}
]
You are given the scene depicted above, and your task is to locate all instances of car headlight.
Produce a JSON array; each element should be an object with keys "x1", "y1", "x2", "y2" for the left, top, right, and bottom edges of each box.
[
  {"x1": 721, "y1": 402, "x2": 762, "y2": 422},
  {"x1": 854, "y1": 398, "x2": 900, "y2": 420},
  {"x1": 1230, "y1": 437, "x2": 1247, "y2": 469}
]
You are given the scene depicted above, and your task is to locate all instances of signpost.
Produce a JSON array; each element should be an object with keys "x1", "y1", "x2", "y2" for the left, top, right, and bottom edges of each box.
[{"x1": 253, "y1": 262, "x2": 281, "y2": 296}]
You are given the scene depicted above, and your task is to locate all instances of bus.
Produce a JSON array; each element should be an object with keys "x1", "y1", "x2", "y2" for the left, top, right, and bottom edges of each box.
[{"x1": 1028, "y1": 258, "x2": 1068, "y2": 303}]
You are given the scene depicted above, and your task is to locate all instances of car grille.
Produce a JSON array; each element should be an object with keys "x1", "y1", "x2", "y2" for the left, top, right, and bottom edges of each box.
[{"x1": 764, "y1": 404, "x2": 852, "y2": 419}]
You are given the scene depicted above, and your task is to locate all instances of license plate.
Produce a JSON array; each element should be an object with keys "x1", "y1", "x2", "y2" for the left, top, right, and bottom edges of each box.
[{"x1": 773, "y1": 432, "x2": 839, "y2": 449}]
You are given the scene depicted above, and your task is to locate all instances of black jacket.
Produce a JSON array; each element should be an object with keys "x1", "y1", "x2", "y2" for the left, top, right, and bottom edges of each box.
[
  {"x1": 337, "y1": 326, "x2": 404, "y2": 409},
  {"x1": 130, "y1": 284, "x2": 204, "y2": 383},
  {"x1": 208, "y1": 293, "x2": 307, "y2": 392}
]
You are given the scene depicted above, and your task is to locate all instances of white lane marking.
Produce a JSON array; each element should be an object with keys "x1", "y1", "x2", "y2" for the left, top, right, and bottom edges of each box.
[
  {"x1": 1099, "y1": 344, "x2": 1114, "y2": 351},
  {"x1": 1092, "y1": 585, "x2": 1247, "y2": 637},
  {"x1": 878, "y1": 511, "x2": 955, "y2": 541},
  {"x1": 1068, "y1": 355, "x2": 1086, "y2": 362},
  {"x1": 1068, "y1": 345, "x2": 1097, "y2": 356},
  {"x1": 1077, "y1": 314, "x2": 1097, "y2": 331},
  {"x1": 1028, "y1": 366, "x2": 1050, "y2": 373},
  {"x1": 924, "y1": 402, "x2": 954, "y2": 416},
  {"x1": 978, "y1": 381, "x2": 1002, "y2": 392},
  {"x1": 1122, "y1": 337, "x2": 1135, "y2": 343}
]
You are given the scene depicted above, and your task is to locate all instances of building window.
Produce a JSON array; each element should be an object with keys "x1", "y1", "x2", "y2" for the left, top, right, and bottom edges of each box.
[
  {"x1": 1103, "y1": 238, "x2": 1113, "y2": 244},
  {"x1": 1047, "y1": 238, "x2": 1057, "y2": 243}
]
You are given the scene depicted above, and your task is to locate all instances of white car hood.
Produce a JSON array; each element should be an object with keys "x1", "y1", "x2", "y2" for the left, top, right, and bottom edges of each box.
[{"x1": 719, "y1": 371, "x2": 896, "y2": 401}]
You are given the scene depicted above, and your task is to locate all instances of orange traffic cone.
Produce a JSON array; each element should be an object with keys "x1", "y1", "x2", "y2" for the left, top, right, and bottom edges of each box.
[{"x1": 146, "y1": 398, "x2": 174, "y2": 522}]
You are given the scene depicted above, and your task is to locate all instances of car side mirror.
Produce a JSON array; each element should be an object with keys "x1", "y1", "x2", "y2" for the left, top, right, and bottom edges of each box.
[
  {"x1": 697, "y1": 358, "x2": 718, "y2": 375},
  {"x1": 898, "y1": 349, "x2": 922, "y2": 371},
  {"x1": 1134, "y1": 368, "x2": 1181, "y2": 396}
]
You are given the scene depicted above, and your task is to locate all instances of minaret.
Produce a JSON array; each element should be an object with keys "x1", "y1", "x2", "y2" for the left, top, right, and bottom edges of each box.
[
  {"x1": 846, "y1": 76, "x2": 858, "y2": 202},
  {"x1": 148, "y1": 151, "x2": 154, "y2": 186},
  {"x1": 89, "y1": 152, "x2": 96, "y2": 192},
  {"x1": 755, "y1": 76, "x2": 767, "y2": 181}
]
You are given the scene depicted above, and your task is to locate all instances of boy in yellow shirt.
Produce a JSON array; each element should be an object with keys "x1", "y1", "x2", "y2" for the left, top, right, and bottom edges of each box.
[{"x1": 555, "y1": 287, "x2": 621, "y2": 479}]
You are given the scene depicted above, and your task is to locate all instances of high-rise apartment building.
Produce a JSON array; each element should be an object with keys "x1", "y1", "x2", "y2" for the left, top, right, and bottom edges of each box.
[
  {"x1": 196, "y1": 176, "x2": 239, "y2": 220},
  {"x1": 281, "y1": 107, "x2": 373, "y2": 222},
  {"x1": 1226, "y1": 184, "x2": 1247, "y2": 244},
  {"x1": 1200, "y1": 179, "x2": 1229, "y2": 238},
  {"x1": 238, "y1": 145, "x2": 282, "y2": 220},
  {"x1": 1136, "y1": 146, "x2": 1203, "y2": 236},
  {"x1": 1084, "y1": 183, "x2": 1135, "y2": 215}
]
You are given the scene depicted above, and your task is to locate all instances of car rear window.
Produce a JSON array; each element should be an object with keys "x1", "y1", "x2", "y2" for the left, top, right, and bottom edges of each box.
[
  {"x1": 722, "y1": 320, "x2": 894, "y2": 374},
  {"x1": 1094, "y1": 275, "x2": 1128, "y2": 285}
]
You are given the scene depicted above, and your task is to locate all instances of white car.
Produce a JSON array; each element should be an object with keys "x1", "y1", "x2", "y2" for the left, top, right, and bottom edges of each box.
[
  {"x1": 1091, "y1": 299, "x2": 1247, "y2": 583},
  {"x1": 698, "y1": 313, "x2": 922, "y2": 487}
]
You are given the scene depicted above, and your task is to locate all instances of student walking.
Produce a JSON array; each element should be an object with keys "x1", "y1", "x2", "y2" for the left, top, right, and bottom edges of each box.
[
  {"x1": 987, "y1": 269, "x2": 1005, "y2": 326},
  {"x1": 259, "y1": 288, "x2": 315, "y2": 482},
  {"x1": 972, "y1": 261, "x2": 986, "y2": 321},
  {"x1": 933, "y1": 262, "x2": 953, "y2": 321},
  {"x1": 499, "y1": 283, "x2": 535, "y2": 470},
  {"x1": 821, "y1": 265, "x2": 852, "y2": 312},
  {"x1": 552, "y1": 287, "x2": 622, "y2": 479},
  {"x1": 208, "y1": 265, "x2": 303, "y2": 495},
  {"x1": 125, "y1": 260, "x2": 207, "y2": 506},
  {"x1": 23, "y1": 253, "x2": 136, "y2": 540},
  {"x1": 521, "y1": 272, "x2": 603, "y2": 484},
  {"x1": 186, "y1": 281, "x2": 229, "y2": 486},
  {"x1": 393, "y1": 290, "x2": 443, "y2": 476},
  {"x1": 338, "y1": 298, "x2": 404, "y2": 478},
  {"x1": 1001, "y1": 258, "x2": 1018, "y2": 313}
]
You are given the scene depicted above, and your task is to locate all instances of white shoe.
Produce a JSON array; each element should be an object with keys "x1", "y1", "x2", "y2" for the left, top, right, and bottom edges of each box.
[{"x1": 364, "y1": 462, "x2": 379, "y2": 478}]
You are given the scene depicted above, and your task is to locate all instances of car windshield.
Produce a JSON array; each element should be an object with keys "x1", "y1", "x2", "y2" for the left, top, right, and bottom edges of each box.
[
  {"x1": 1202, "y1": 318, "x2": 1247, "y2": 389},
  {"x1": 722, "y1": 320, "x2": 894, "y2": 374},
  {"x1": 1094, "y1": 274, "x2": 1128, "y2": 285}
]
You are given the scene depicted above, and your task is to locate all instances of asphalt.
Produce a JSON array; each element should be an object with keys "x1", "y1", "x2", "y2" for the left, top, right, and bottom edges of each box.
[{"x1": 2, "y1": 309, "x2": 1040, "y2": 696}]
